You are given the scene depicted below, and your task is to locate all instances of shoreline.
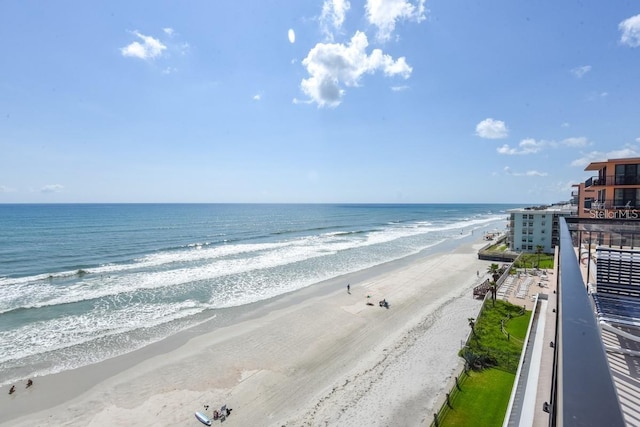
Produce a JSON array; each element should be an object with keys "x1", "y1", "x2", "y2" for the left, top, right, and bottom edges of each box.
[{"x1": 1, "y1": 230, "x2": 498, "y2": 426}]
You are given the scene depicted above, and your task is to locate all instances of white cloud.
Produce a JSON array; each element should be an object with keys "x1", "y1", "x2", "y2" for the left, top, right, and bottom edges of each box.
[
  {"x1": 253, "y1": 94, "x2": 261, "y2": 101},
  {"x1": 0, "y1": 185, "x2": 15, "y2": 193},
  {"x1": 300, "y1": 31, "x2": 412, "y2": 107},
  {"x1": 570, "y1": 152, "x2": 603, "y2": 167},
  {"x1": 561, "y1": 137, "x2": 589, "y2": 147},
  {"x1": 571, "y1": 145, "x2": 640, "y2": 167},
  {"x1": 497, "y1": 145, "x2": 518, "y2": 155},
  {"x1": 292, "y1": 97, "x2": 312, "y2": 105},
  {"x1": 391, "y1": 85, "x2": 409, "y2": 91},
  {"x1": 366, "y1": 0, "x2": 426, "y2": 42},
  {"x1": 571, "y1": 65, "x2": 591, "y2": 78},
  {"x1": 121, "y1": 31, "x2": 167, "y2": 60},
  {"x1": 498, "y1": 136, "x2": 590, "y2": 155},
  {"x1": 41, "y1": 184, "x2": 64, "y2": 193},
  {"x1": 497, "y1": 138, "x2": 545, "y2": 155},
  {"x1": 619, "y1": 14, "x2": 640, "y2": 47},
  {"x1": 520, "y1": 138, "x2": 545, "y2": 153},
  {"x1": 504, "y1": 166, "x2": 547, "y2": 177},
  {"x1": 476, "y1": 118, "x2": 508, "y2": 139},
  {"x1": 178, "y1": 42, "x2": 190, "y2": 56},
  {"x1": 561, "y1": 122, "x2": 570, "y2": 128},
  {"x1": 163, "y1": 27, "x2": 174, "y2": 37},
  {"x1": 320, "y1": 0, "x2": 351, "y2": 39},
  {"x1": 288, "y1": 28, "x2": 296, "y2": 44},
  {"x1": 608, "y1": 147, "x2": 640, "y2": 159}
]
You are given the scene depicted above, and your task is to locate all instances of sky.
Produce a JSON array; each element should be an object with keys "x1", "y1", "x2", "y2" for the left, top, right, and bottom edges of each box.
[{"x1": 1, "y1": 1, "x2": 639, "y2": 204}]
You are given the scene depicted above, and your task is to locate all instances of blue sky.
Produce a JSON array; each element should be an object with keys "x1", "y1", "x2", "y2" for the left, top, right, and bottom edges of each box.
[{"x1": 1, "y1": 1, "x2": 639, "y2": 204}]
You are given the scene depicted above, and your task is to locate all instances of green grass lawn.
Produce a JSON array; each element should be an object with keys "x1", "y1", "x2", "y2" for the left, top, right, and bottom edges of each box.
[
  {"x1": 506, "y1": 312, "x2": 531, "y2": 340},
  {"x1": 435, "y1": 300, "x2": 530, "y2": 427},
  {"x1": 465, "y1": 300, "x2": 528, "y2": 372},
  {"x1": 513, "y1": 253, "x2": 554, "y2": 269},
  {"x1": 486, "y1": 244, "x2": 509, "y2": 252},
  {"x1": 442, "y1": 368, "x2": 515, "y2": 427}
]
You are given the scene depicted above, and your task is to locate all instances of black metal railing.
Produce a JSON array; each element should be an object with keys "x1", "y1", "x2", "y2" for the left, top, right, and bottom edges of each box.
[
  {"x1": 585, "y1": 199, "x2": 640, "y2": 210},
  {"x1": 549, "y1": 218, "x2": 625, "y2": 426},
  {"x1": 585, "y1": 175, "x2": 640, "y2": 187}
]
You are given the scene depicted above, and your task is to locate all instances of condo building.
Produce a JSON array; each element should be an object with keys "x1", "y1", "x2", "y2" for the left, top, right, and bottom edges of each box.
[
  {"x1": 575, "y1": 157, "x2": 640, "y2": 219},
  {"x1": 507, "y1": 205, "x2": 573, "y2": 253}
]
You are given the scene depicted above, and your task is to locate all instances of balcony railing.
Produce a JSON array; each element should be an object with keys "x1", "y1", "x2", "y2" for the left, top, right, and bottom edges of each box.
[
  {"x1": 585, "y1": 175, "x2": 640, "y2": 187},
  {"x1": 550, "y1": 218, "x2": 626, "y2": 426},
  {"x1": 586, "y1": 199, "x2": 639, "y2": 210}
]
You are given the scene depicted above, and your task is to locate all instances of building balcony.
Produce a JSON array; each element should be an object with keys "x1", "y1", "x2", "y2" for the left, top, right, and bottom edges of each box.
[
  {"x1": 585, "y1": 175, "x2": 640, "y2": 188},
  {"x1": 586, "y1": 199, "x2": 640, "y2": 210},
  {"x1": 559, "y1": 218, "x2": 640, "y2": 425}
]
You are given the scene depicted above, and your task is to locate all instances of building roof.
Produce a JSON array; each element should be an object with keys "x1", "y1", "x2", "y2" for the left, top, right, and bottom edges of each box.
[{"x1": 584, "y1": 157, "x2": 640, "y2": 171}]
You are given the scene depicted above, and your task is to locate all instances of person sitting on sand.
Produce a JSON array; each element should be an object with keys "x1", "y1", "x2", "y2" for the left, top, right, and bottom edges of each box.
[
  {"x1": 9, "y1": 385, "x2": 15, "y2": 394},
  {"x1": 26, "y1": 379, "x2": 33, "y2": 388},
  {"x1": 213, "y1": 410, "x2": 219, "y2": 420}
]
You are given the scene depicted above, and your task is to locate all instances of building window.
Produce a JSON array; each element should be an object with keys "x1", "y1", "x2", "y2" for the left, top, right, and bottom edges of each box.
[
  {"x1": 615, "y1": 163, "x2": 640, "y2": 185},
  {"x1": 614, "y1": 188, "x2": 640, "y2": 208}
]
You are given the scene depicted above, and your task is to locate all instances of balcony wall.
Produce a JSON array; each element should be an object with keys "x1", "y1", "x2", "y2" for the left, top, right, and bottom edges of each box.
[{"x1": 551, "y1": 218, "x2": 626, "y2": 426}]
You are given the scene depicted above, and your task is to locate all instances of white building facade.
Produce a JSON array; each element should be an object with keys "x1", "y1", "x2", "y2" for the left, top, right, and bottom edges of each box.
[{"x1": 508, "y1": 206, "x2": 573, "y2": 253}]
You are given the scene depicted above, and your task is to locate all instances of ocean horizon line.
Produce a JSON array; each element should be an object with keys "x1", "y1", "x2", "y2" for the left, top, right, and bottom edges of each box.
[{"x1": 0, "y1": 201, "x2": 534, "y2": 206}]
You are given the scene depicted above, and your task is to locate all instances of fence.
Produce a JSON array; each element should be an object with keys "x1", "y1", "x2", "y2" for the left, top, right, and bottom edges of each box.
[
  {"x1": 429, "y1": 368, "x2": 470, "y2": 427},
  {"x1": 430, "y1": 293, "x2": 526, "y2": 427}
]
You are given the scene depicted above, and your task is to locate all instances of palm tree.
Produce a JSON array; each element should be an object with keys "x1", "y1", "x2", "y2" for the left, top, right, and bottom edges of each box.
[
  {"x1": 468, "y1": 317, "x2": 476, "y2": 337},
  {"x1": 489, "y1": 281, "x2": 497, "y2": 306},
  {"x1": 487, "y1": 263, "x2": 501, "y2": 283},
  {"x1": 535, "y1": 245, "x2": 544, "y2": 269}
]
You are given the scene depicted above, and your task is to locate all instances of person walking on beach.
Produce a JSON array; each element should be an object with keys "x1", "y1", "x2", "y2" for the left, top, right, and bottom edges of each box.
[{"x1": 347, "y1": 283, "x2": 350, "y2": 294}]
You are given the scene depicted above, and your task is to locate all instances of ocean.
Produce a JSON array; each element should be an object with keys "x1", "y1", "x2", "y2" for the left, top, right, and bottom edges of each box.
[{"x1": 0, "y1": 203, "x2": 517, "y2": 386}]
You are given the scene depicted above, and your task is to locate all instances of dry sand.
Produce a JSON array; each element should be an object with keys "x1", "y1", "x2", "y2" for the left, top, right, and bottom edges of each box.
[{"x1": 1, "y1": 237, "x2": 494, "y2": 427}]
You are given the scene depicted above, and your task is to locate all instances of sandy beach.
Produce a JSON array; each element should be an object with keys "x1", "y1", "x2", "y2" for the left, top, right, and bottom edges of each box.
[{"x1": 1, "y1": 237, "x2": 494, "y2": 427}]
